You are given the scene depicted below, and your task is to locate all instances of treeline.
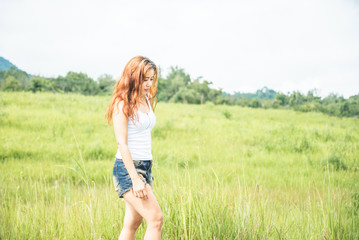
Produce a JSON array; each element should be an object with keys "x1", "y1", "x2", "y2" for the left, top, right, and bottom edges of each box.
[
  {"x1": 0, "y1": 66, "x2": 358, "y2": 118},
  {"x1": 224, "y1": 90, "x2": 359, "y2": 118},
  {"x1": 0, "y1": 66, "x2": 115, "y2": 96}
]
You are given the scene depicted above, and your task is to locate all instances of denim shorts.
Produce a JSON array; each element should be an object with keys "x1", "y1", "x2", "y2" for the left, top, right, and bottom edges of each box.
[{"x1": 112, "y1": 158, "x2": 154, "y2": 198}]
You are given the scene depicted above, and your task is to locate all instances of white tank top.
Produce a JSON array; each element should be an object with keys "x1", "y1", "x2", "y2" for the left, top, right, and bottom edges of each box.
[{"x1": 115, "y1": 96, "x2": 156, "y2": 160}]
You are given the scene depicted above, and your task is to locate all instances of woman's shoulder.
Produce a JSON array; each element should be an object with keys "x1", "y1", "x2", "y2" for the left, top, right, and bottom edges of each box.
[
  {"x1": 114, "y1": 98, "x2": 125, "y2": 106},
  {"x1": 113, "y1": 99, "x2": 125, "y2": 116}
]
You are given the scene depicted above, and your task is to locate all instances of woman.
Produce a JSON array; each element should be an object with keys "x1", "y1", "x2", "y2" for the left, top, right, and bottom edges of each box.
[{"x1": 106, "y1": 56, "x2": 163, "y2": 240}]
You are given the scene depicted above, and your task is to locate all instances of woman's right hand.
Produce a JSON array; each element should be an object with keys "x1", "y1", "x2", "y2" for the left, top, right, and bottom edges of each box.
[{"x1": 132, "y1": 176, "x2": 148, "y2": 200}]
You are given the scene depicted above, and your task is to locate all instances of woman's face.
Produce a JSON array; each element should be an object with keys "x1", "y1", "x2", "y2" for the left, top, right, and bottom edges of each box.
[{"x1": 141, "y1": 69, "x2": 155, "y2": 97}]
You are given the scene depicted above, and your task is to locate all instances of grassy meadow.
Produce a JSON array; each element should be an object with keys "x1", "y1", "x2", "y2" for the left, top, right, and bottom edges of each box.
[{"x1": 0, "y1": 91, "x2": 358, "y2": 239}]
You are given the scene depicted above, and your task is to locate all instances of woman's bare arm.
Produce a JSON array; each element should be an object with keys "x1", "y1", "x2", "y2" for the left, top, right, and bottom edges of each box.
[{"x1": 112, "y1": 100, "x2": 148, "y2": 199}]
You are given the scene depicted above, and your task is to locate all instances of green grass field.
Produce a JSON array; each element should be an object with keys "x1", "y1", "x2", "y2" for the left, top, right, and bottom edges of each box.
[{"x1": 0, "y1": 92, "x2": 358, "y2": 239}]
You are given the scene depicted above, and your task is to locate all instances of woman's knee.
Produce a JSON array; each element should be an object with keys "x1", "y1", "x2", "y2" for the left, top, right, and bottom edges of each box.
[
  {"x1": 147, "y1": 211, "x2": 163, "y2": 230},
  {"x1": 124, "y1": 216, "x2": 143, "y2": 231}
]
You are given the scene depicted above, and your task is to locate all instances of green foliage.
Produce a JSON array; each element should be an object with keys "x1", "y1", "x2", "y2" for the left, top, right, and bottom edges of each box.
[
  {"x1": 2, "y1": 76, "x2": 21, "y2": 91},
  {"x1": 0, "y1": 58, "x2": 358, "y2": 119},
  {"x1": 322, "y1": 153, "x2": 347, "y2": 171},
  {"x1": 0, "y1": 66, "x2": 30, "y2": 91},
  {"x1": 157, "y1": 67, "x2": 223, "y2": 105},
  {"x1": 216, "y1": 96, "x2": 231, "y2": 105},
  {"x1": 276, "y1": 93, "x2": 289, "y2": 106},
  {"x1": 293, "y1": 102, "x2": 322, "y2": 112},
  {"x1": 207, "y1": 88, "x2": 222, "y2": 103},
  {"x1": 188, "y1": 77, "x2": 212, "y2": 104},
  {"x1": 172, "y1": 87, "x2": 201, "y2": 104},
  {"x1": 289, "y1": 91, "x2": 306, "y2": 106},
  {"x1": 97, "y1": 74, "x2": 116, "y2": 95},
  {"x1": 261, "y1": 99, "x2": 274, "y2": 109},
  {"x1": 158, "y1": 66, "x2": 190, "y2": 101},
  {"x1": 352, "y1": 192, "x2": 359, "y2": 215},
  {"x1": 340, "y1": 99, "x2": 359, "y2": 117},
  {"x1": 222, "y1": 109, "x2": 232, "y2": 119},
  {"x1": 30, "y1": 76, "x2": 55, "y2": 92},
  {"x1": 233, "y1": 87, "x2": 277, "y2": 100},
  {"x1": 249, "y1": 98, "x2": 262, "y2": 108},
  {"x1": 236, "y1": 97, "x2": 250, "y2": 107},
  {"x1": 54, "y1": 72, "x2": 99, "y2": 95}
]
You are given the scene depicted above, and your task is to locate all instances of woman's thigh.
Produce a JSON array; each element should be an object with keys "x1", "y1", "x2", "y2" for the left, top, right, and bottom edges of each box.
[
  {"x1": 125, "y1": 201, "x2": 143, "y2": 224},
  {"x1": 123, "y1": 185, "x2": 162, "y2": 222}
]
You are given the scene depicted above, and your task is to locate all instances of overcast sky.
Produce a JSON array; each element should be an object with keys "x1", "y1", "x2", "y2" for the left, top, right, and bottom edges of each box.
[{"x1": 1, "y1": 0, "x2": 358, "y2": 98}]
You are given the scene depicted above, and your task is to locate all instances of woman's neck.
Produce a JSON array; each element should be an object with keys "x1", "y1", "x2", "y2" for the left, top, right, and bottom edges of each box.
[{"x1": 140, "y1": 94, "x2": 146, "y2": 101}]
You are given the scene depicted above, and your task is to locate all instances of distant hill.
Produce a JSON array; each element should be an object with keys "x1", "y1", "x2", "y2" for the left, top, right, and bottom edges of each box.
[{"x1": 0, "y1": 57, "x2": 19, "y2": 71}]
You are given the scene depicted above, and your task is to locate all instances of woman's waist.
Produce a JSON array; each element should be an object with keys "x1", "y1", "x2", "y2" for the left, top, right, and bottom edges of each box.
[
  {"x1": 115, "y1": 148, "x2": 152, "y2": 160},
  {"x1": 127, "y1": 133, "x2": 151, "y2": 143},
  {"x1": 115, "y1": 158, "x2": 152, "y2": 162}
]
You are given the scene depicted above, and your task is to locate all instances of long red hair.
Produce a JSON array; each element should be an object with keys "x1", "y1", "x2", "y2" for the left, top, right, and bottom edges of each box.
[{"x1": 106, "y1": 56, "x2": 158, "y2": 124}]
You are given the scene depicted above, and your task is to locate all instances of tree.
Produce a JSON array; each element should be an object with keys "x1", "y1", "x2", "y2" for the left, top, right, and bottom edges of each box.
[
  {"x1": 2, "y1": 76, "x2": 20, "y2": 91},
  {"x1": 249, "y1": 98, "x2": 262, "y2": 108},
  {"x1": 276, "y1": 93, "x2": 289, "y2": 106},
  {"x1": 256, "y1": 87, "x2": 277, "y2": 100},
  {"x1": 54, "y1": 72, "x2": 99, "y2": 95},
  {"x1": 172, "y1": 87, "x2": 201, "y2": 104},
  {"x1": 306, "y1": 89, "x2": 321, "y2": 103},
  {"x1": 208, "y1": 88, "x2": 222, "y2": 103},
  {"x1": 0, "y1": 66, "x2": 30, "y2": 91},
  {"x1": 166, "y1": 66, "x2": 191, "y2": 86},
  {"x1": 157, "y1": 66, "x2": 192, "y2": 102},
  {"x1": 216, "y1": 96, "x2": 231, "y2": 105},
  {"x1": 189, "y1": 77, "x2": 212, "y2": 104},
  {"x1": 97, "y1": 74, "x2": 116, "y2": 95},
  {"x1": 288, "y1": 91, "x2": 305, "y2": 106},
  {"x1": 156, "y1": 68, "x2": 169, "y2": 102},
  {"x1": 30, "y1": 76, "x2": 54, "y2": 92},
  {"x1": 236, "y1": 97, "x2": 249, "y2": 107},
  {"x1": 322, "y1": 93, "x2": 344, "y2": 105}
]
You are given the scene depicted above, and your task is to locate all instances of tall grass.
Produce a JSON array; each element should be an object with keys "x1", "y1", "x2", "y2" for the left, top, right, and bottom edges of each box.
[{"x1": 0, "y1": 92, "x2": 358, "y2": 239}]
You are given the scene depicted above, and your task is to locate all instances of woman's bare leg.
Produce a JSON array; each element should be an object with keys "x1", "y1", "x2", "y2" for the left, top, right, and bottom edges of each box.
[
  {"x1": 123, "y1": 185, "x2": 163, "y2": 240},
  {"x1": 118, "y1": 201, "x2": 143, "y2": 240}
]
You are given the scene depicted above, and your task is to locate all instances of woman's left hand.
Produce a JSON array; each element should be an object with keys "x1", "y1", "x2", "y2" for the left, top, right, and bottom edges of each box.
[{"x1": 132, "y1": 177, "x2": 148, "y2": 200}]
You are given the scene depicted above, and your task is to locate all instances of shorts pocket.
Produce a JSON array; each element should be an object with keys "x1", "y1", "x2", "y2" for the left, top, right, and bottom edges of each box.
[
  {"x1": 114, "y1": 162, "x2": 128, "y2": 177},
  {"x1": 133, "y1": 160, "x2": 143, "y2": 167}
]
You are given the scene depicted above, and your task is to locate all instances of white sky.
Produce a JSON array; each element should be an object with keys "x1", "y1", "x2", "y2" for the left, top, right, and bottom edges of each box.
[{"x1": 1, "y1": 0, "x2": 358, "y2": 98}]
